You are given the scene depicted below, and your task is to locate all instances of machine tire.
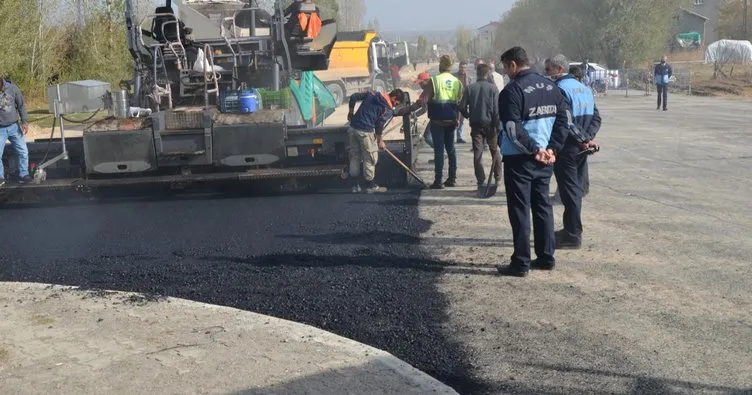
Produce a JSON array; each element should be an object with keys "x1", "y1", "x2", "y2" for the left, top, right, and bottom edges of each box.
[
  {"x1": 326, "y1": 82, "x2": 346, "y2": 107},
  {"x1": 373, "y1": 78, "x2": 388, "y2": 93}
]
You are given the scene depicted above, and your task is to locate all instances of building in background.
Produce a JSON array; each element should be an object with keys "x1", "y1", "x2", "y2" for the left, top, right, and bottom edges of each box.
[
  {"x1": 678, "y1": 0, "x2": 723, "y2": 44},
  {"x1": 473, "y1": 21, "x2": 498, "y2": 58}
]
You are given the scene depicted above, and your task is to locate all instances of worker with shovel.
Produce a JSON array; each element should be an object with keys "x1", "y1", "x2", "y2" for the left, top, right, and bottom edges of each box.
[
  {"x1": 347, "y1": 89, "x2": 406, "y2": 193},
  {"x1": 458, "y1": 64, "x2": 502, "y2": 196}
]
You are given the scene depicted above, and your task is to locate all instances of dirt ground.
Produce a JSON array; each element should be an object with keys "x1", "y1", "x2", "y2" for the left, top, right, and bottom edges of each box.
[
  {"x1": 412, "y1": 89, "x2": 752, "y2": 393},
  {"x1": 3, "y1": 88, "x2": 751, "y2": 394}
]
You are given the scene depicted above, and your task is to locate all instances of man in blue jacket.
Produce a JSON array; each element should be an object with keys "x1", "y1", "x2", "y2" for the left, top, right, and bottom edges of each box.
[
  {"x1": 347, "y1": 89, "x2": 406, "y2": 193},
  {"x1": 496, "y1": 47, "x2": 571, "y2": 277},
  {"x1": 546, "y1": 55, "x2": 602, "y2": 250},
  {"x1": 654, "y1": 56, "x2": 672, "y2": 111}
]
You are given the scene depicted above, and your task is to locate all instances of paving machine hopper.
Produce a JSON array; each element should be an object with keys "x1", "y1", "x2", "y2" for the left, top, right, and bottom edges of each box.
[{"x1": 1, "y1": 0, "x2": 422, "y2": 203}]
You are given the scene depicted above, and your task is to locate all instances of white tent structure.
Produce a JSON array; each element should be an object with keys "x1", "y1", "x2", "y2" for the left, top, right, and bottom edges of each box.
[{"x1": 704, "y1": 39, "x2": 752, "y2": 64}]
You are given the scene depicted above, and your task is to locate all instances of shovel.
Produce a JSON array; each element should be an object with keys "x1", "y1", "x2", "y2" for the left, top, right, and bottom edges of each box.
[
  {"x1": 479, "y1": 157, "x2": 500, "y2": 199},
  {"x1": 383, "y1": 147, "x2": 429, "y2": 188}
]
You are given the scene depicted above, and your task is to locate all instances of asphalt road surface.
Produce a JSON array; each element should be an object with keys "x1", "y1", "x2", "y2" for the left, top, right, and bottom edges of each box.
[{"x1": 2, "y1": 90, "x2": 751, "y2": 394}]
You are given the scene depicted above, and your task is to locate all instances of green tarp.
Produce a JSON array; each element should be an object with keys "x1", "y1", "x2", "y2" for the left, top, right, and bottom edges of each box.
[
  {"x1": 289, "y1": 71, "x2": 337, "y2": 126},
  {"x1": 677, "y1": 32, "x2": 702, "y2": 48}
]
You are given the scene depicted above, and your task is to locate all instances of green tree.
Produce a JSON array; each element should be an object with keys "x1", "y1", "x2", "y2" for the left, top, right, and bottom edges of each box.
[
  {"x1": 493, "y1": 0, "x2": 690, "y2": 68},
  {"x1": 455, "y1": 26, "x2": 473, "y2": 62},
  {"x1": 416, "y1": 35, "x2": 428, "y2": 61},
  {"x1": 717, "y1": 0, "x2": 752, "y2": 40}
]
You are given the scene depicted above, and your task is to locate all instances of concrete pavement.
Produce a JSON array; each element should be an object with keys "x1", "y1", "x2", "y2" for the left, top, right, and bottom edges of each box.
[{"x1": 0, "y1": 282, "x2": 457, "y2": 395}]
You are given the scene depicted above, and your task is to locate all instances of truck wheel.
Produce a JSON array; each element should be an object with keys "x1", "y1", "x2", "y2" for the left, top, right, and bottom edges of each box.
[
  {"x1": 326, "y1": 82, "x2": 345, "y2": 106},
  {"x1": 373, "y1": 78, "x2": 387, "y2": 93}
]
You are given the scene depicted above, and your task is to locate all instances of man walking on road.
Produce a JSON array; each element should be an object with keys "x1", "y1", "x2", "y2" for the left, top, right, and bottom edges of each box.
[
  {"x1": 454, "y1": 61, "x2": 470, "y2": 144},
  {"x1": 654, "y1": 55, "x2": 672, "y2": 111},
  {"x1": 458, "y1": 64, "x2": 502, "y2": 191},
  {"x1": 496, "y1": 47, "x2": 570, "y2": 277},
  {"x1": 545, "y1": 55, "x2": 602, "y2": 249},
  {"x1": 347, "y1": 89, "x2": 406, "y2": 193},
  {"x1": 0, "y1": 76, "x2": 31, "y2": 187}
]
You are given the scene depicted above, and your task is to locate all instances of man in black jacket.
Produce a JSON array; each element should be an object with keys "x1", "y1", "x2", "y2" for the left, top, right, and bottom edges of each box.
[{"x1": 459, "y1": 64, "x2": 502, "y2": 190}]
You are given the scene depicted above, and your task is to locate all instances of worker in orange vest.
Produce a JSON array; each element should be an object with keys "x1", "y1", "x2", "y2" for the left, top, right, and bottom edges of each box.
[{"x1": 284, "y1": 0, "x2": 322, "y2": 39}]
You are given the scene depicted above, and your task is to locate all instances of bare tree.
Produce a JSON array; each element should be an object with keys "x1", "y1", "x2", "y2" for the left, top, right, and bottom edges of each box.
[{"x1": 337, "y1": 0, "x2": 366, "y2": 31}]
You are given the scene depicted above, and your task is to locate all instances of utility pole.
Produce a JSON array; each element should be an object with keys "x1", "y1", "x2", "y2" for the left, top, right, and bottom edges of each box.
[{"x1": 744, "y1": 0, "x2": 749, "y2": 38}]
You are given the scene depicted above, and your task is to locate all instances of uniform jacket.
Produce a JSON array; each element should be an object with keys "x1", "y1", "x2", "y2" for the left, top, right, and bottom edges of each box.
[
  {"x1": 498, "y1": 69, "x2": 570, "y2": 156},
  {"x1": 459, "y1": 79, "x2": 500, "y2": 130},
  {"x1": 555, "y1": 74, "x2": 601, "y2": 144},
  {"x1": 348, "y1": 91, "x2": 393, "y2": 135},
  {"x1": 654, "y1": 62, "x2": 672, "y2": 85}
]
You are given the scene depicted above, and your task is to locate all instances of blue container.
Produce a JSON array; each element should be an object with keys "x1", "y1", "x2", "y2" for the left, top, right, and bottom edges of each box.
[{"x1": 239, "y1": 90, "x2": 258, "y2": 113}]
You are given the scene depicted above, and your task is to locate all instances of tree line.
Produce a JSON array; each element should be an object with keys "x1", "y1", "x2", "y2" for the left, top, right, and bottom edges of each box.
[{"x1": 487, "y1": 0, "x2": 691, "y2": 69}]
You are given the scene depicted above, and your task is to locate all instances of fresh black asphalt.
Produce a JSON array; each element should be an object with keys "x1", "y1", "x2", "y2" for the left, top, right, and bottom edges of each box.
[{"x1": 0, "y1": 190, "x2": 490, "y2": 394}]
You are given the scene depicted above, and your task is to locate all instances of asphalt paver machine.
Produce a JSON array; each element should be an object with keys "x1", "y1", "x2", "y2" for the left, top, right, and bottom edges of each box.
[{"x1": 1, "y1": 0, "x2": 421, "y2": 203}]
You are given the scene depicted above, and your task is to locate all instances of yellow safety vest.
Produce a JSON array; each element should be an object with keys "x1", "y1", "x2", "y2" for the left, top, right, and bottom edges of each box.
[{"x1": 428, "y1": 72, "x2": 461, "y2": 121}]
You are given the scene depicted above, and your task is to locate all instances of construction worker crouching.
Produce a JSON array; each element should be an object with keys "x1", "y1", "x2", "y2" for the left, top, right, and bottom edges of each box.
[
  {"x1": 347, "y1": 89, "x2": 406, "y2": 193},
  {"x1": 545, "y1": 54, "x2": 602, "y2": 250}
]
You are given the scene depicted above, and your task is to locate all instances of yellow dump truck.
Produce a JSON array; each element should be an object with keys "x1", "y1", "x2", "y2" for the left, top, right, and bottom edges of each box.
[{"x1": 315, "y1": 30, "x2": 409, "y2": 106}]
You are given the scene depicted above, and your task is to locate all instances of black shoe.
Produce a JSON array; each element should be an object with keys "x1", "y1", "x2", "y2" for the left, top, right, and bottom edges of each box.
[
  {"x1": 457, "y1": 139, "x2": 467, "y2": 144},
  {"x1": 555, "y1": 230, "x2": 582, "y2": 249},
  {"x1": 496, "y1": 264, "x2": 529, "y2": 277},
  {"x1": 531, "y1": 259, "x2": 555, "y2": 271},
  {"x1": 443, "y1": 179, "x2": 456, "y2": 187},
  {"x1": 663, "y1": 108, "x2": 668, "y2": 111},
  {"x1": 430, "y1": 181, "x2": 444, "y2": 190},
  {"x1": 18, "y1": 176, "x2": 32, "y2": 185}
]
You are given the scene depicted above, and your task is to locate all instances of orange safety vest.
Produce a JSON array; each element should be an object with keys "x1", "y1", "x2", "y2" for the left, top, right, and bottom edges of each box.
[{"x1": 298, "y1": 11, "x2": 322, "y2": 39}]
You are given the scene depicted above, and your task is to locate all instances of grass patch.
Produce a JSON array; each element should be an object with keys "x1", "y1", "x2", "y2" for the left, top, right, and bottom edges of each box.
[
  {"x1": 30, "y1": 315, "x2": 56, "y2": 326},
  {"x1": 0, "y1": 348, "x2": 8, "y2": 361}
]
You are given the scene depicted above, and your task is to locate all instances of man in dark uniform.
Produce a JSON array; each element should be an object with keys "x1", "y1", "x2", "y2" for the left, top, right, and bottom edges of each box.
[
  {"x1": 496, "y1": 47, "x2": 571, "y2": 277},
  {"x1": 546, "y1": 55, "x2": 602, "y2": 250},
  {"x1": 654, "y1": 55, "x2": 672, "y2": 111}
]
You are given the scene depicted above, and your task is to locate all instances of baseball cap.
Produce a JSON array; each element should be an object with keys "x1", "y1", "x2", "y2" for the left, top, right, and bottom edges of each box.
[{"x1": 415, "y1": 72, "x2": 430, "y2": 84}]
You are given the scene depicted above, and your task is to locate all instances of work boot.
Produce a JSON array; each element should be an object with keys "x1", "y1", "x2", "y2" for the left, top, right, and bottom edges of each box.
[
  {"x1": 443, "y1": 179, "x2": 456, "y2": 187},
  {"x1": 365, "y1": 181, "x2": 386, "y2": 194},
  {"x1": 17, "y1": 176, "x2": 32, "y2": 185},
  {"x1": 430, "y1": 181, "x2": 444, "y2": 190},
  {"x1": 555, "y1": 229, "x2": 582, "y2": 250}
]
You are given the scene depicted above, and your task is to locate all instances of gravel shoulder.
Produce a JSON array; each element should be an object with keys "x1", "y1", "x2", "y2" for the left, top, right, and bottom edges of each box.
[{"x1": 414, "y1": 90, "x2": 752, "y2": 393}]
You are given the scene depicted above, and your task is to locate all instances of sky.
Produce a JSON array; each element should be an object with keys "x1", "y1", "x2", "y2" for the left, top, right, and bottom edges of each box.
[{"x1": 364, "y1": 0, "x2": 517, "y2": 32}]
